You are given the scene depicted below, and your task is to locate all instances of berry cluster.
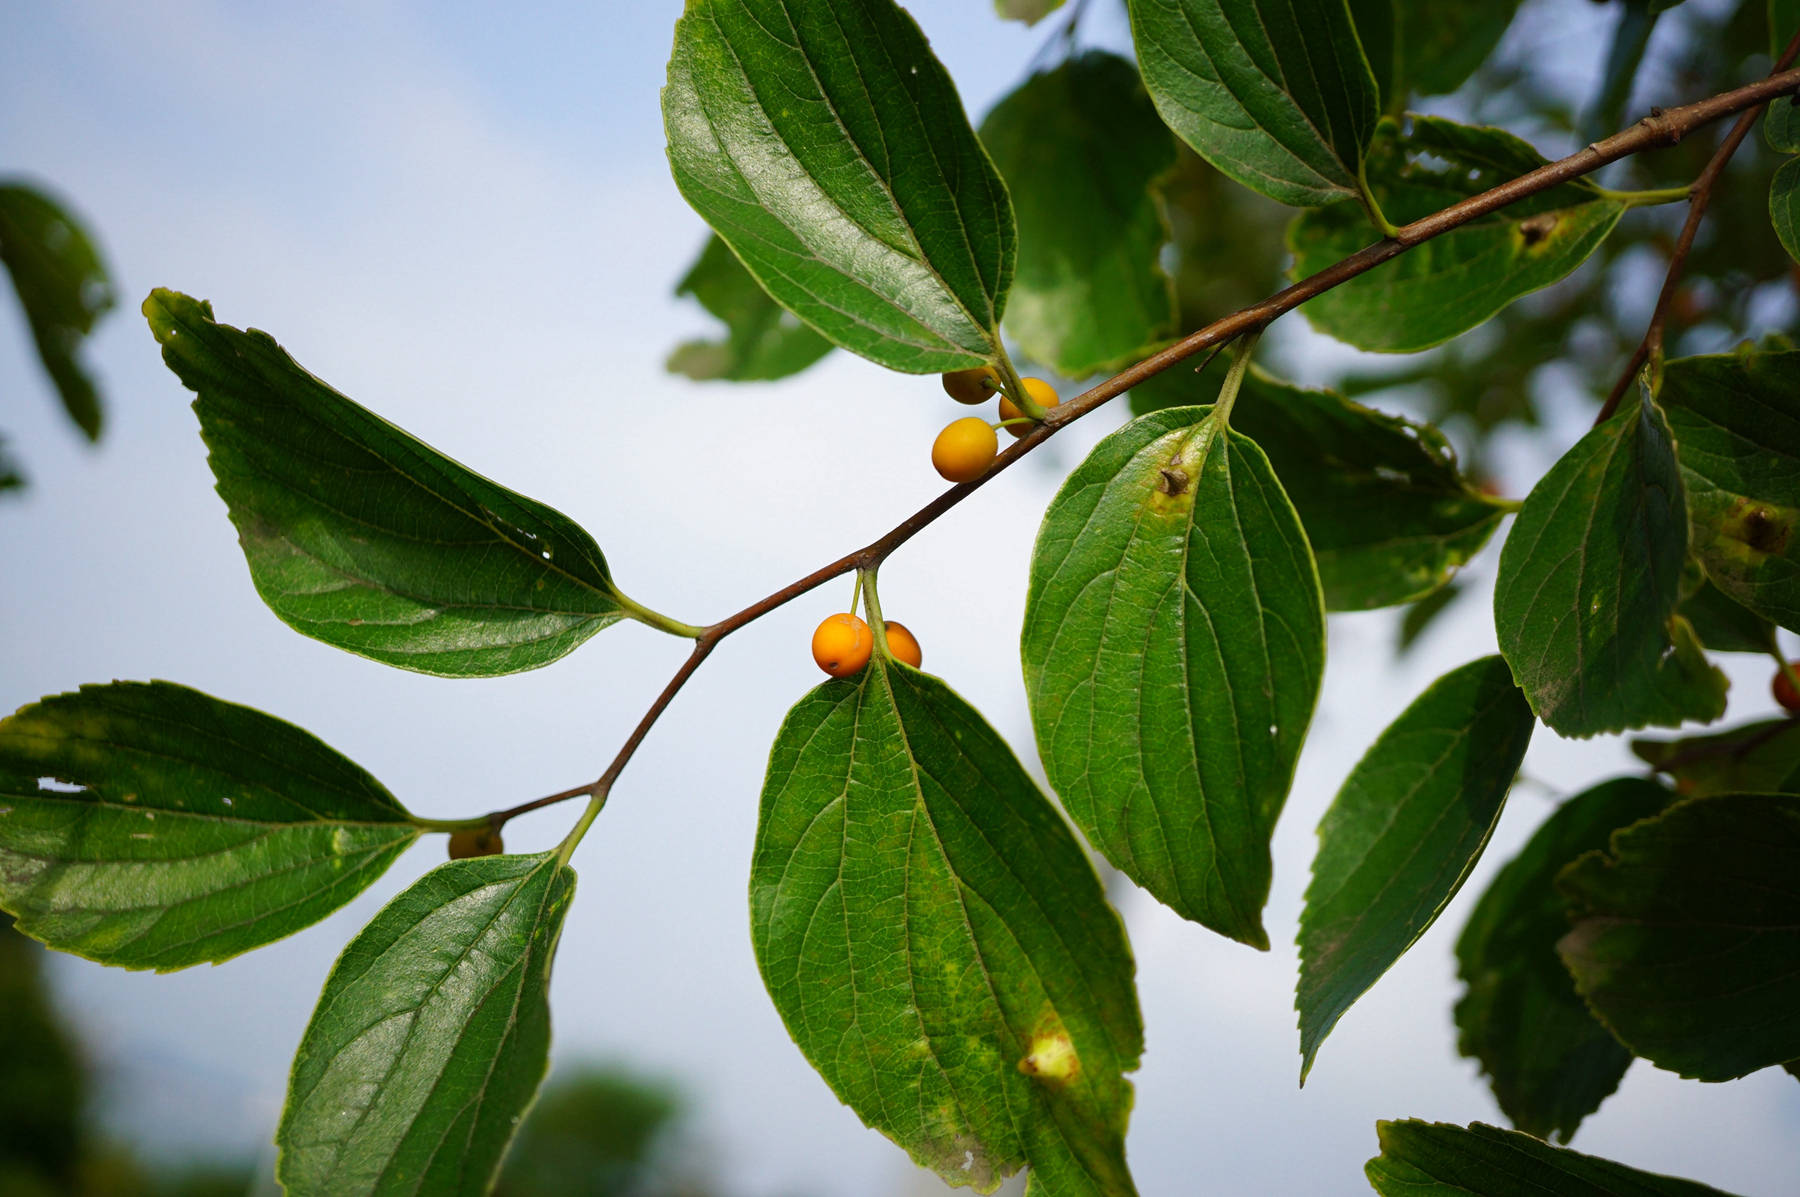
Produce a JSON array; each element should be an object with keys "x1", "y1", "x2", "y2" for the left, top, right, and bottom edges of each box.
[
  {"x1": 930, "y1": 366, "x2": 1060, "y2": 483},
  {"x1": 811, "y1": 613, "x2": 923, "y2": 677}
]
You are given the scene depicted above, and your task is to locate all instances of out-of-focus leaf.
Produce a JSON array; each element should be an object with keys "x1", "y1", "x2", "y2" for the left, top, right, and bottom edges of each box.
[
  {"x1": 1297, "y1": 656, "x2": 1532, "y2": 1080},
  {"x1": 753, "y1": 662, "x2": 1141, "y2": 1194},
  {"x1": 1290, "y1": 117, "x2": 1625, "y2": 353},
  {"x1": 1127, "y1": 0, "x2": 1380, "y2": 207},
  {"x1": 667, "y1": 235, "x2": 833, "y2": 382},
  {"x1": 1766, "y1": 95, "x2": 1800, "y2": 153},
  {"x1": 1348, "y1": 0, "x2": 1397, "y2": 109},
  {"x1": 1659, "y1": 349, "x2": 1800, "y2": 632},
  {"x1": 0, "y1": 681, "x2": 418, "y2": 971},
  {"x1": 1773, "y1": 0, "x2": 1800, "y2": 57},
  {"x1": 278, "y1": 852, "x2": 575, "y2": 1197},
  {"x1": 1558, "y1": 793, "x2": 1800, "y2": 1080},
  {"x1": 663, "y1": 0, "x2": 1014, "y2": 373},
  {"x1": 1398, "y1": 582, "x2": 1463, "y2": 655},
  {"x1": 145, "y1": 289, "x2": 652, "y2": 677},
  {"x1": 1679, "y1": 579, "x2": 1778, "y2": 654},
  {"x1": 1024, "y1": 404, "x2": 1325, "y2": 948},
  {"x1": 1631, "y1": 718, "x2": 1800, "y2": 797},
  {"x1": 1394, "y1": 0, "x2": 1525, "y2": 97},
  {"x1": 980, "y1": 51, "x2": 1177, "y2": 377},
  {"x1": 0, "y1": 438, "x2": 22, "y2": 493},
  {"x1": 1494, "y1": 396, "x2": 1727, "y2": 737},
  {"x1": 996, "y1": 0, "x2": 1067, "y2": 24},
  {"x1": 1455, "y1": 777, "x2": 1670, "y2": 1142},
  {"x1": 0, "y1": 182, "x2": 114, "y2": 441},
  {"x1": 1159, "y1": 149, "x2": 1294, "y2": 339},
  {"x1": 1366, "y1": 1120, "x2": 1741, "y2": 1195}
]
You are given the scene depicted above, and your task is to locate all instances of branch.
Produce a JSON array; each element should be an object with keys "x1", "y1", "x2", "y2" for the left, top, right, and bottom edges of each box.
[{"x1": 493, "y1": 65, "x2": 1800, "y2": 840}]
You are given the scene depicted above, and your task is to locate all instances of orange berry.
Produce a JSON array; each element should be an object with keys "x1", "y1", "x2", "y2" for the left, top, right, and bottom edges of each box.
[
  {"x1": 1775, "y1": 661, "x2": 1800, "y2": 713},
  {"x1": 931, "y1": 416, "x2": 999, "y2": 483},
  {"x1": 998, "y1": 377, "x2": 1060, "y2": 438},
  {"x1": 812, "y1": 613, "x2": 873, "y2": 677},
  {"x1": 883, "y1": 621, "x2": 923, "y2": 668},
  {"x1": 449, "y1": 827, "x2": 504, "y2": 859},
  {"x1": 941, "y1": 365, "x2": 1001, "y2": 404}
]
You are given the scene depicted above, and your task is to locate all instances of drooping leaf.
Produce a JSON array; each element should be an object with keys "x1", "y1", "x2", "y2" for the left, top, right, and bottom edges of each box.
[
  {"x1": 278, "y1": 852, "x2": 574, "y2": 1196},
  {"x1": 1365, "y1": 1120, "x2": 1741, "y2": 1196},
  {"x1": 752, "y1": 662, "x2": 1141, "y2": 1194},
  {"x1": 1024, "y1": 404, "x2": 1325, "y2": 948},
  {"x1": 1229, "y1": 371, "x2": 1508, "y2": 610},
  {"x1": 1297, "y1": 656, "x2": 1532, "y2": 1081},
  {"x1": 1126, "y1": 0, "x2": 1381, "y2": 207},
  {"x1": 0, "y1": 681, "x2": 418, "y2": 971},
  {"x1": 1494, "y1": 395, "x2": 1728, "y2": 737},
  {"x1": 145, "y1": 289, "x2": 656, "y2": 678},
  {"x1": 0, "y1": 182, "x2": 114, "y2": 441},
  {"x1": 1454, "y1": 777, "x2": 1670, "y2": 1142},
  {"x1": 995, "y1": 0, "x2": 1067, "y2": 24},
  {"x1": 1290, "y1": 117, "x2": 1626, "y2": 353},
  {"x1": 980, "y1": 51, "x2": 1177, "y2": 377},
  {"x1": 1558, "y1": 793, "x2": 1800, "y2": 1080},
  {"x1": 663, "y1": 0, "x2": 1015, "y2": 373},
  {"x1": 1679, "y1": 579, "x2": 1777, "y2": 655},
  {"x1": 1631, "y1": 719, "x2": 1800, "y2": 797},
  {"x1": 667, "y1": 234, "x2": 833, "y2": 382},
  {"x1": 1659, "y1": 349, "x2": 1800, "y2": 632},
  {"x1": 1394, "y1": 0, "x2": 1525, "y2": 97}
]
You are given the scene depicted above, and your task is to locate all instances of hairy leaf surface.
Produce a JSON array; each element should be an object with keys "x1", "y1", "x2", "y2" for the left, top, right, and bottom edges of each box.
[
  {"x1": 0, "y1": 682, "x2": 416, "y2": 971},
  {"x1": 752, "y1": 663, "x2": 1141, "y2": 1194},
  {"x1": 0, "y1": 181, "x2": 113, "y2": 440},
  {"x1": 1024, "y1": 405, "x2": 1325, "y2": 947},
  {"x1": 1366, "y1": 1120, "x2": 1740, "y2": 1195},
  {"x1": 1297, "y1": 656, "x2": 1532, "y2": 1080},
  {"x1": 667, "y1": 234, "x2": 833, "y2": 381}
]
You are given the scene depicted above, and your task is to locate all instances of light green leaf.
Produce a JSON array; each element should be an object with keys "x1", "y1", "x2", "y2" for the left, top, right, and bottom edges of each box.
[
  {"x1": 667, "y1": 234, "x2": 834, "y2": 382},
  {"x1": 752, "y1": 663, "x2": 1141, "y2": 1195},
  {"x1": 1127, "y1": 0, "x2": 1380, "y2": 208},
  {"x1": 1631, "y1": 719, "x2": 1800, "y2": 797},
  {"x1": 1297, "y1": 656, "x2": 1532, "y2": 1081},
  {"x1": 144, "y1": 288, "x2": 657, "y2": 678},
  {"x1": 1024, "y1": 404, "x2": 1325, "y2": 948},
  {"x1": 0, "y1": 682, "x2": 417, "y2": 971},
  {"x1": 278, "y1": 852, "x2": 575, "y2": 1197},
  {"x1": 1494, "y1": 396, "x2": 1728, "y2": 737},
  {"x1": 1660, "y1": 349, "x2": 1800, "y2": 632},
  {"x1": 1395, "y1": 0, "x2": 1525, "y2": 97},
  {"x1": 1558, "y1": 793, "x2": 1800, "y2": 1081},
  {"x1": 663, "y1": 0, "x2": 1015, "y2": 373},
  {"x1": 995, "y1": 0, "x2": 1067, "y2": 24},
  {"x1": 980, "y1": 51, "x2": 1177, "y2": 377},
  {"x1": 1290, "y1": 117, "x2": 1625, "y2": 353},
  {"x1": 1454, "y1": 777, "x2": 1670, "y2": 1142},
  {"x1": 1366, "y1": 1120, "x2": 1742, "y2": 1195},
  {"x1": 0, "y1": 182, "x2": 114, "y2": 441}
]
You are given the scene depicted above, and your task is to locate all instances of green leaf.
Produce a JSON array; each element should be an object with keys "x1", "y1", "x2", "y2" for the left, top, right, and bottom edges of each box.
[
  {"x1": 1290, "y1": 117, "x2": 1626, "y2": 353},
  {"x1": 1127, "y1": 0, "x2": 1380, "y2": 207},
  {"x1": 1659, "y1": 349, "x2": 1800, "y2": 632},
  {"x1": 995, "y1": 0, "x2": 1067, "y2": 24},
  {"x1": 1770, "y1": 150, "x2": 1800, "y2": 262},
  {"x1": 1774, "y1": 0, "x2": 1800, "y2": 57},
  {"x1": 1297, "y1": 656, "x2": 1532, "y2": 1081},
  {"x1": 1024, "y1": 404, "x2": 1325, "y2": 948},
  {"x1": 0, "y1": 182, "x2": 114, "y2": 441},
  {"x1": 1678, "y1": 579, "x2": 1777, "y2": 655},
  {"x1": 0, "y1": 437, "x2": 22, "y2": 493},
  {"x1": 1768, "y1": 98, "x2": 1800, "y2": 154},
  {"x1": 752, "y1": 663, "x2": 1141, "y2": 1194},
  {"x1": 1365, "y1": 1120, "x2": 1742, "y2": 1196},
  {"x1": 667, "y1": 235, "x2": 834, "y2": 382},
  {"x1": 663, "y1": 0, "x2": 1015, "y2": 374},
  {"x1": 1347, "y1": 0, "x2": 1397, "y2": 109},
  {"x1": 1398, "y1": 582, "x2": 1463, "y2": 655},
  {"x1": 980, "y1": 52, "x2": 1177, "y2": 377},
  {"x1": 278, "y1": 852, "x2": 574, "y2": 1196},
  {"x1": 1395, "y1": 0, "x2": 1525, "y2": 97},
  {"x1": 1557, "y1": 793, "x2": 1800, "y2": 1081},
  {"x1": 1454, "y1": 777, "x2": 1670, "y2": 1142},
  {"x1": 0, "y1": 681, "x2": 418, "y2": 971},
  {"x1": 144, "y1": 288, "x2": 653, "y2": 678},
  {"x1": 1494, "y1": 396, "x2": 1728, "y2": 737},
  {"x1": 1229, "y1": 371, "x2": 1507, "y2": 610},
  {"x1": 1631, "y1": 719, "x2": 1800, "y2": 797}
]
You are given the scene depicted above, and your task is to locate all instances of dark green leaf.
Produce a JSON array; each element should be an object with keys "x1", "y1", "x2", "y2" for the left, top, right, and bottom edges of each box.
[
  {"x1": 1395, "y1": 0, "x2": 1525, "y2": 97},
  {"x1": 1767, "y1": 97, "x2": 1800, "y2": 154},
  {"x1": 1348, "y1": 0, "x2": 1396, "y2": 109},
  {"x1": 0, "y1": 681, "x2": 417, "y2": 971},
  {"x1": 995, "y1": 0, "x2": 1067, "y2": 24},
  {"x1": 1230, "y1": 371, "x2": 1507, "y2": 610},
  {"x1": 1774, "y1": 0, "x2": 1800, "y2": 57},
  {"x1": 1679, "y1": 579, "x2": 1777, "y2": 655},
  {"x1": 0, "y1": 182, "x2": 114, "y2": 441},
  {"x1": 1631, "y1": 719, "x2": 1800, "y2": 797},
  {"x1": 1494, "y1": 396, "x2": 1728, "y2": 737},
  {"x1": 0, "y1": 437, "x2": 22, "y2": 493},
  {"x1": 752, "y1": 663, "x2": 1141, "y2": 1194},
  {"x1": 1558, "y1": 793, "x2": 1800, "y2": 1080},
  {"x1": 1025, "y1": 404, "x2": 1324, "y2": 948},
  {"x1": 1398, "y1": 582, "x2": 1463, "y2": 655},
  {"x1": 663, "y1": 0, "x2": 1015, "y2": 373},
  {"x1": 278, "y1": 852, "x2": 575, "y2": 1197},
  {"x1": 1659, "y1": 349, "x2": 1800, "y2": 632},
  {"x1": 667, "y1": 235, "x2": 833, "y2": 382},
  {"x1": 1454, "y1": 777, "x2": 1670, "y2": 1142},
  {"x1": 980, "y1": 52, "x2": 1177, "y2": 377},
  {"x1": 1290, "y1": 117, "x2": 1625, "y2": 353},
  {"x1": 145, "y1": 289, "x2": 654, "y2": 678},
  {"x1": 1297, "y1": 656, "x2": 1532, "y2": 1081},
  {"x1": 1126, "y1": 0, "x2": 1380, "y2": 207},
  {"x1": 1366, "y1": 1120, "x2": 1741, "y2": 1196}
]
